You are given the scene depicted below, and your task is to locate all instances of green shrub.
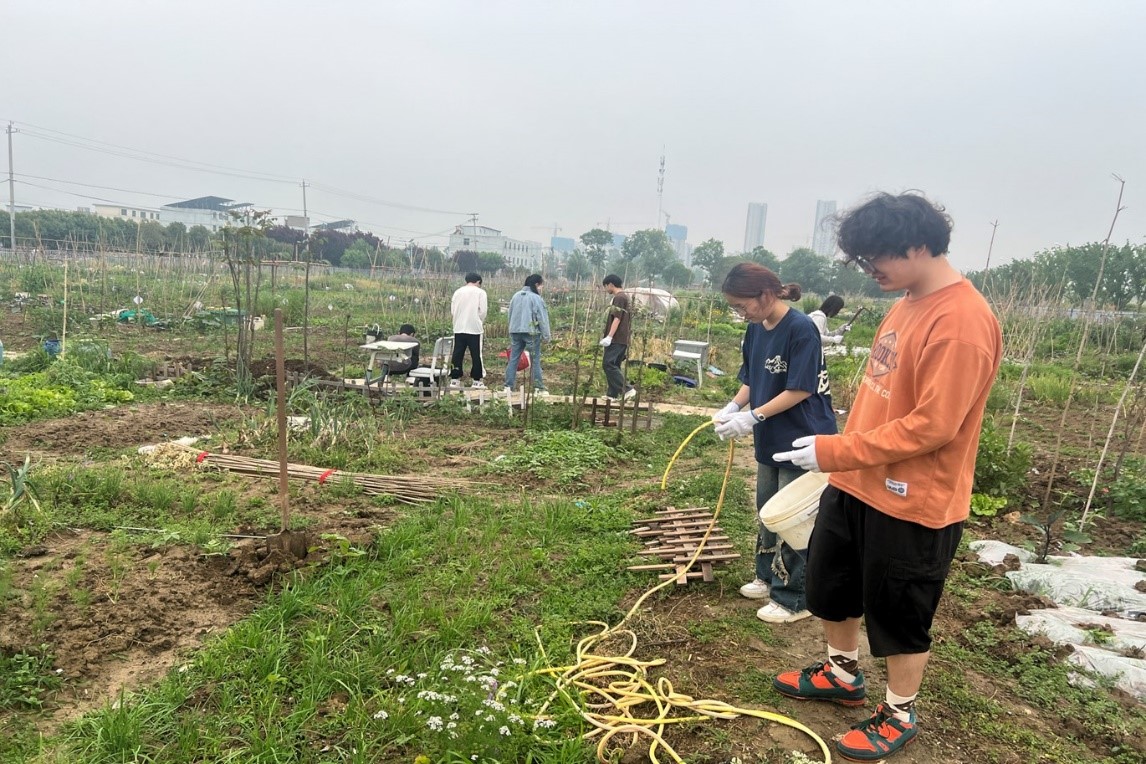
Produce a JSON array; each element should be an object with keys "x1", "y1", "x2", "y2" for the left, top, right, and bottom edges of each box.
[
  {"x1": 1071, "y1": 456, "x2": 1146, "y2": 521},
  {"x1": 492, "y1": 430, "x2": 614, "y2": 484},
  {"x1": 1026, "y1": 373, "x2": 1073, "y2": 404},
  {"x1": 974, "y1": 418, "x2": 1032, "y2": 500}
]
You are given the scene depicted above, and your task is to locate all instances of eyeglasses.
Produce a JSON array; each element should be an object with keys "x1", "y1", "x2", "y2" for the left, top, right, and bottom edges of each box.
[
  {"x1": 726, "y1": 299, "x2": 757, "y2": 317},
  {"x1": 851, "y1": 254, "x2": 886, "y2": 274}
]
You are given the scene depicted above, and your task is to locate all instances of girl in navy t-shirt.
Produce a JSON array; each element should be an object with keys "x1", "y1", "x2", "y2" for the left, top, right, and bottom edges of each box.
[{"x1": 713, "y1": 262, "x2": 837, "y2": 624}]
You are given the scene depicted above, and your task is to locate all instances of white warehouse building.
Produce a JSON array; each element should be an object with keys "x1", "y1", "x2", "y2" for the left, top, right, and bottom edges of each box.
[{"x1": 447, "y1": 225, "x2": 544, "y2": 270}]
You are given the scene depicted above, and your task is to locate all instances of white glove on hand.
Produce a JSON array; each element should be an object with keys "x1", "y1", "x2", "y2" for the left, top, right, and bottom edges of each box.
[
  {"x1": 712, "y1": 401, "x2": 741, "y2": 422},
  {"x1": 713, "y1": 410, "x2": 760, "y2": 440},
  {"x1": 773, "y1": 435, "x2": 821, "y2": 472},
  {"x1": 598, "y1": 336, "x2": 612, "y2": 347}
]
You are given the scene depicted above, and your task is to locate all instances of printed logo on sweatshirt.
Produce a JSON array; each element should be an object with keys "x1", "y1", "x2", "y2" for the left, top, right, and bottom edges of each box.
[
  {"x1": 868, "y1": 331, "x2": 899, "y2": 378},
  {"x1": 764, "y1": 355, "x2": 788, "y2": 374},
  {"x1": 885, "y1": 478, "x2": 908, "y2": 497}
]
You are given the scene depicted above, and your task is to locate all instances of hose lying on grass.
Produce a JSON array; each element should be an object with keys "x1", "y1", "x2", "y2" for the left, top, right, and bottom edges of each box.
[{"x1": 511, "y1": 421, "x2": 832, "y2": 764}]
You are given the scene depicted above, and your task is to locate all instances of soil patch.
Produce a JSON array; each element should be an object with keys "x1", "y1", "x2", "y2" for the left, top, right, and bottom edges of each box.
[{"x1": 0, "y1": 401, "x2": 246, "y2": 461}]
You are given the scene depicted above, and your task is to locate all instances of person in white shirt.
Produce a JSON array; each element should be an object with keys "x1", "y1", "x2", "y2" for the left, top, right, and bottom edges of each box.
[
  {"x1": 808, "y1": 295, "x2": 846, "y2": 345},
  {"x1": 449, "y1": 272, "x2": 488, "y2": 389}
]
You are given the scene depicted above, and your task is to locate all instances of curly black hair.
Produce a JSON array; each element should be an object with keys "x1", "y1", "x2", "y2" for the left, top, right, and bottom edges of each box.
[{"x1": 836, "y1": 191, "x2": 953, "y2": 262}]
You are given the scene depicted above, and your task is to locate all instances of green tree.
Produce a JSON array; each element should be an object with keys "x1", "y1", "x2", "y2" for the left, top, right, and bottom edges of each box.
[
  {"x1": 187, "y1": 225, "x2": 213, "y2": 251},
  {"x1": 745, "y1": 246, "x2": 780, "y2": 272},
  {"x1": 580, "y1": 228, "x2": 614, "y2": 268},
  {"x1": 622, "y1": 229, "x2": 677, "y2": 279},
  {"x1": 779, "y1": 247, "x2": 834, "y2": 295},
  {"x1": 662, "y1": 261, "x2": 693, "y2": 288},
  {"x1": 477, "y1": 251, "x2": 505, "y2": 275},
  {"x1": 163, "y1": 222, "x2": 187, "y2": 252},
  {"x1": 341, "y1": 239, "x2": 374, "y2": 269},
  {"x1": 452, "y1": 249, "x2": 480, "y2": 273},
  {"x1": 691, "y1": 238, "x2": 725, "y2": 283},
  {"x1": 564, "y1": 251, "x2": 593, "y2": 282},
  {"x1": 137, "y1": 220, "x2": 165, "y2": 252}
]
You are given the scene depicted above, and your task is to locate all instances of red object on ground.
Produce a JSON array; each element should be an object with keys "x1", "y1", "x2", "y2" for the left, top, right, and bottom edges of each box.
[{"x1": 497, "y1": 348, "x2": 531, "y2": 371}]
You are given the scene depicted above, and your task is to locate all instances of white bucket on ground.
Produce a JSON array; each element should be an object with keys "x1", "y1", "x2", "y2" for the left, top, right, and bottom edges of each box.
[{"x1": 758, "y1": 471, "x2": 829, "y2": 550}]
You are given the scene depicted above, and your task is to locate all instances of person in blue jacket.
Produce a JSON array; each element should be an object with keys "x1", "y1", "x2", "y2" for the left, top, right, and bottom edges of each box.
[
  {"x1": 504, "y1": 273, "x2": 552, "y2": 395},
  {"x1": 712, "y1": 262, "x2": 837, "y2": 623}
]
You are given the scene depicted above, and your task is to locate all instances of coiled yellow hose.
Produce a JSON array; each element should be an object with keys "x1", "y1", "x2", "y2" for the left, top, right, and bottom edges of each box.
[{"x1": 509, "y1": 420, "x2": 831, "y2": 763}]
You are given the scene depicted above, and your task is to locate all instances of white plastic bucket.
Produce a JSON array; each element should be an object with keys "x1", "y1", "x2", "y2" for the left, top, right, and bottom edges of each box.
[{"x1": 758, "y1": 471, "x2": 829, "y2": 551}]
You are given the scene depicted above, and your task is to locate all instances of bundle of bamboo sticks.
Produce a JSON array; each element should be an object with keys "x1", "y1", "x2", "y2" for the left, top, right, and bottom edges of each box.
[{"x1": 170, "y1": 444, "x2": 472, "y2": 504}]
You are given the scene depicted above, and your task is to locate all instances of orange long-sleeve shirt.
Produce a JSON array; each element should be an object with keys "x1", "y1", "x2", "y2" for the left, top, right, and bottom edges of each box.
[{"x1": 817, "y1": 279, "x2": 1002, "y2": 529}]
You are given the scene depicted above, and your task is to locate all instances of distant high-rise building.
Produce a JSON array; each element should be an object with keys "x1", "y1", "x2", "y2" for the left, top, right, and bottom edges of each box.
[
  {"x1": 665, "y1": 223, "x2": 692, "y2": 266},
  {"x1": 812, "y1": 200, "x2": 838, "y2": 257},
  {"x1": 743, "y1": 202, "x2": 768, "y2": 252}
]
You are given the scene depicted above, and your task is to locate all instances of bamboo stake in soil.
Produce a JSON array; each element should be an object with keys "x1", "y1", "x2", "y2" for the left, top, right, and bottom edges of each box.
[
  {"x1": 1042, "y1": 176, "x2": 1126, "y2": 508},
  {"x1": 1079, "y1": 333, "x2": 1146, "y2": 531},
  {"x1": 275, "y1": 308, "x2": 289, "y2": 533}
]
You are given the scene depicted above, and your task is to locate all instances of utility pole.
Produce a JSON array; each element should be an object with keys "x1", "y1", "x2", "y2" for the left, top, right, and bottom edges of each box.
[
  {"x1": 7, "y1": 122, "x2": 16, "y2": 253},
  {"x1": 300, "y1": 180, "x2": 309, "y2": 233},
  {"x1": 656, "y1": 149, "x2": 665, "y2": 231}
]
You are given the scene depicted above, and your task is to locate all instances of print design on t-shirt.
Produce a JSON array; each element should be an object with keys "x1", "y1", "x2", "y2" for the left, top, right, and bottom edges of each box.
[
  {"x1": 763, "y1": 355, "x2": 788, "y2": 374},
  {"x1": 817, "y1": 363, "x2": 831, "y2": 395},
  {"x1": 868, "y1": 331, "x2": 899, "y2": 379}
]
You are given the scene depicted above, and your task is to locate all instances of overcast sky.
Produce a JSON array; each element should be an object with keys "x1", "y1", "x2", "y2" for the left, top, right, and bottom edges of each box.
[{"x1": 4, "y1": 0, "x2": 1144, "y2": 271}]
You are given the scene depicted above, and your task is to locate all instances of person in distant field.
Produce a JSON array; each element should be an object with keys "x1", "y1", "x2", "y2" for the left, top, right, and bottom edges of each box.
[
  {"x1": 712, "y1": 262, "x2": 837, "y2": 625},
  {"x1": 449, "y1": 272, "x2": 488, "y2": 389},
  {"x1": 504, "y1": 274, "x2": 551, "y2": 395},
  {"x1": 598, "y1": 274, "x2": 636, "y2": 402},
  {"x1": 809, "y1": 295, "x2": 847, "y2": 345},
  {"x1": 386, "y1": 324, "x2": 419, "y2": 376},
  {"x1": 771, "y1": 191, "x2": 1002, "y2": 762}
]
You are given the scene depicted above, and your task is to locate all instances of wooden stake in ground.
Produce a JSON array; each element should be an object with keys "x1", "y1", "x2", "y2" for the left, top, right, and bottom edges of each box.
[{"x1": 269, "y1": 308, "x2": 308, "y2": 558}]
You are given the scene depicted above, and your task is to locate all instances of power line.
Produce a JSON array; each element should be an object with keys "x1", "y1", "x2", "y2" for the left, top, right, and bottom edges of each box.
[
  {"x1": 13, "y1": 179, "x2": 458, "y2": 242},
  {"x1": 16, "y1": 121, "x2": 299, "y2": 184},
  {"x1": 16, "y1": 121, "x2": 472, "y2": 216}
]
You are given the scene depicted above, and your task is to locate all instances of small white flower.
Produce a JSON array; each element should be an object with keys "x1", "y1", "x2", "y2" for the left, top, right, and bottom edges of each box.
[
  {"x1": 477, "y1": 646, "x2": 491, "y2": 655},
  {"x1": 499, "y1": 725, "x2": 511, "y2": 736},
  {"x1": 427, "y1": 715, "x2": 444, "y2": 731},
  {"x1": 513, "y1": 658, "x2": 527, "y2": 665},
  {"x1": 417, "y1": 672, "x2": 428, "y2": 679},
  {"x1": 373, "y1": 710, "x2": 389, "y2": 720}
]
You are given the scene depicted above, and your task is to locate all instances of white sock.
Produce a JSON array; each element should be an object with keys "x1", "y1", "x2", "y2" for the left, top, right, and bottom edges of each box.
[
  {"x1": 886, "y1": 688, "x2": 917, "y2": 721},
  {"x1": 826, "y1": 645, "x2": 859, "y2": 683}
]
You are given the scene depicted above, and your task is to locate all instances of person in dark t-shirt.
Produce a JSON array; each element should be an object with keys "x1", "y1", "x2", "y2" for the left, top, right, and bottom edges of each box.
[
  {"x1": 598, "y1": 274, "x2": 636, "y2": 402},
  {"x1": 712, "y1": 263, "x2": 837, "y2": 624}
]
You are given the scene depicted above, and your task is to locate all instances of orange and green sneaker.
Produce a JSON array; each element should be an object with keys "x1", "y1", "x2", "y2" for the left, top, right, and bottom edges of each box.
[
  {"x1": 836, "y1": 702, "x2": 918, "y2": 761},
  {"x1": 772, "y1": 661, "x2": 866, "y2": 706}
]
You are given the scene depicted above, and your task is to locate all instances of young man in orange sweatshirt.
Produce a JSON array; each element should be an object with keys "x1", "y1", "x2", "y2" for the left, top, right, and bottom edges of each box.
[{"x1": 772, "y1": 192, "x2": 1002, "y2": 761}]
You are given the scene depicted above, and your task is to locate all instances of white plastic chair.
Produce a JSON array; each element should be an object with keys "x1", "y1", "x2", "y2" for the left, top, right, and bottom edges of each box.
[{"x1": 406, "y1": 336, "x2": 454, "y2": 397}]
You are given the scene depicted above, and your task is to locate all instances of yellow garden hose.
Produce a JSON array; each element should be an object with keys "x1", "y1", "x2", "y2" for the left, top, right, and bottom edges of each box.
[{"x1": 508, "y1": 420, "x2": 832, "y2": 763}]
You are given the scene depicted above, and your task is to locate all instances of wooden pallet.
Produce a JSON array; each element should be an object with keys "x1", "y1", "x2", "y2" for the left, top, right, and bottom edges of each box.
[{"x1": 628, "y1": 506, "x2": 739, "y2": 585}]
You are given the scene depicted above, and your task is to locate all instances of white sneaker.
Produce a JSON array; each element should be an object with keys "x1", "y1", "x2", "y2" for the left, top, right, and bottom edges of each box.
[
  {"x1": 739, "y1": 578, "x2": 770, "y2": 600},
  {"x1": 534, "y1": 388, "x2": 549, "y2": 396},
  {"x1": 756, "y1": 601, "x2": 812, "y2": 624},
  {"x1": 623, "y1": 388, "x2": 637, "y2": 400},
  {"x1": 502, "y1": 386, "x2": 513, "y2": 397},
  {"x1": 448, "y1": 379, "x2": 462, "y2": 389},
  {"x1": 471, "y1": 381, "x2": 486, "y2": 390}
]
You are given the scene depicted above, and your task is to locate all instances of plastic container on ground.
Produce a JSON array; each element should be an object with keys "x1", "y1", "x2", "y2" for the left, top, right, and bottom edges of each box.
[{"x1": 758, "y1": 471, "x2": 829, "y2": 550}]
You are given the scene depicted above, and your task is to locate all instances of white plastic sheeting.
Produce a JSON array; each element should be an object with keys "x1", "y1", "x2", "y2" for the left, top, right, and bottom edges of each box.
[
  {"x1": 626, "y1": 288, "x2": 680, "y2": 318},
  {"x1": 968, "y1": 540, "x2": 1146, "y2": 699}
]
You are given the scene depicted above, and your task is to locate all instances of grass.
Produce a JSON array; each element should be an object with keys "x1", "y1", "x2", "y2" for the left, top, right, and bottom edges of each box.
[{"x1": 43, "y1": 493, "x2": 647, "y2": 763}]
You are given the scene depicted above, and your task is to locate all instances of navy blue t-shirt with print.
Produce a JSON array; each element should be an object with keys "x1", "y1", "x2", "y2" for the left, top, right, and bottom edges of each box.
[{"x1": 737, "y1": 309, "x2": 838, "y2": 467}]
